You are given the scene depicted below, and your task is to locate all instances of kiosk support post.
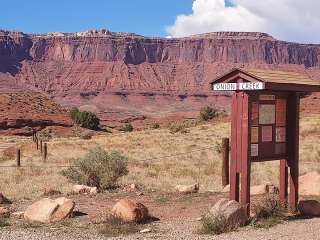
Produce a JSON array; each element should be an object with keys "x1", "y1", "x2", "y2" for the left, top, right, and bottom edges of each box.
[{"x1": 288, "y1": 93, "x2": 300, "y2": 210}]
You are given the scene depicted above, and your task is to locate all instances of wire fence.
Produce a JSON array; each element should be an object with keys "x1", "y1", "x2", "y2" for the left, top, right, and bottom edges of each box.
[{"x1": 0, "y1": 145, "x2": 215, "y2": 168}]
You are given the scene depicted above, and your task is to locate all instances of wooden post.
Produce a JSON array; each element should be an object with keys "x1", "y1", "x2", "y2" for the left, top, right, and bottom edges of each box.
[
  {"x1": 239, "y1": 92, "x2": 250, "y2": 216},
  {"x1": 36, "y1": 136, "x2": 39, "y2": 150},
  {"x1": 43, "y1": 143, "x2": 47, "y2": 162},
  {"x1": 287, "y1": 93, "x2": 300, "y2": 210},
  {"x1": 280, "y1": 159, "x2": 288, "y2": 203},
  {"x1": 16, "y1": 148, "x2": 21, "y2": 167},
  {"x1": 221, "y1": 138, "x2": 230, "y2": 187},
  {"x1": 230, "y1": 92, "x2": 240, "y2": 202},
  {"x1": 40, "y1": 140, "x2": 43, "y2": 154}
]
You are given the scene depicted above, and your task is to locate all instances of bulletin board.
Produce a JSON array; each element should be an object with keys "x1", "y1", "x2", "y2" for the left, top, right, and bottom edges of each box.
[{"x1": 249, "y1": 93, "x2": 288, "y2": 161}]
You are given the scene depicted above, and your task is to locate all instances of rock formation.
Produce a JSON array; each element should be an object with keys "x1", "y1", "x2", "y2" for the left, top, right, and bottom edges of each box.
[{"x1": 0, "y1": 29, "x2": 319, "y2": 127}]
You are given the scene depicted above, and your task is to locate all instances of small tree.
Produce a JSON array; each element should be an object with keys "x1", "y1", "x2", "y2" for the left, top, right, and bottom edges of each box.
[
  {"x1": 200, "y1": 105, "x2": 219, "y2": 121},
  {"x1": 70, "y1": 107, "x2": 100, "y2": 130},
  {"x1": 61, "y1": 147, "x2": 128, "y2": 189}
]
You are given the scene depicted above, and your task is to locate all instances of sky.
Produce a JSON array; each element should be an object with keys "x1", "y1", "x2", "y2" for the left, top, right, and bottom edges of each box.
[{"x1": 1, "y1": 0, "x2": 320, "y2": 43}]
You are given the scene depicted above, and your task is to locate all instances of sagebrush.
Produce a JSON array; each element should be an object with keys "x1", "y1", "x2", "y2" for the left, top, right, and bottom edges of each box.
[
  {"x1": 61, "y1": 147, "x2": 128, "y2": 189},
  {"x1": 200, "y1": 105, "x2": 219, "y2": 121}
]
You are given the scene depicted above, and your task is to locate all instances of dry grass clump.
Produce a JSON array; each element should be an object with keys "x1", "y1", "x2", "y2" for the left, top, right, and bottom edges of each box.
[
  {"x1": 251, "y1": 195, "x2": 287, "y2": 229},
  {"x1": 198, "y1": 214, "x2": 231, "y2": 235},
  {"x1": 98, "y1": 215, "x2": 139, "y2": 237},
  {"x1": 0, "y1": 147, "x2": 16, "y2": 163}
]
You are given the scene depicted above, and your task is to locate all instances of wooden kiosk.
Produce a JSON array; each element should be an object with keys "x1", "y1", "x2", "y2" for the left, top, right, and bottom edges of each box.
[{"x1": 211, "y1": 68, "x2": 320, "y2": 215}]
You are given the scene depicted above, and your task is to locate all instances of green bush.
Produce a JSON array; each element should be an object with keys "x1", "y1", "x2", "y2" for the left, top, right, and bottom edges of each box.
[
  {"x1": 120, "y1": 123, "x2": 133, "y2": 132},
  {"x1": 70, "y1": 107, "x2": 100, "y2": 130},
  {"x1": 200, "y1": 105, "x2": 219, "y2": 121},
  {"x1": 151, "y1": 123, "x2": 160, "y2": 129},
  {"x1": 61, "y1": 147, "x2": 128, "y2": 189}
]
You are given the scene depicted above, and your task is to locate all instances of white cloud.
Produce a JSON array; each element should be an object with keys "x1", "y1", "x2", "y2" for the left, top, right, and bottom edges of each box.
[{"x1": 166, "y1": 0, "x2": 320, "y2": 43}]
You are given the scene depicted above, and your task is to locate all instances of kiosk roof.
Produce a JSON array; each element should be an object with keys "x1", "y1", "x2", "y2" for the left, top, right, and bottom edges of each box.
[{"x1": 211, "y1": 68, "x2": 320, "y2": 92}]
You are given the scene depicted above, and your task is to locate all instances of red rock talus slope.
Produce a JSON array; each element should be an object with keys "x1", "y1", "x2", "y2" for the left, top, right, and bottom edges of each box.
[
  {"x1": 0, "y1": 29, "x2": 319, "y2": 126},
  {"x1": 0, "y1": 92, "x2": 72, "y2": 135}
]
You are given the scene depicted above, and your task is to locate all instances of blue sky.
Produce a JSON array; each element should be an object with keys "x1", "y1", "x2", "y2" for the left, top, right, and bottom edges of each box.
[
  {"x1": 1, "y1": 0, "x2": 319, "y2": 43},
  {"x1": 0, "y1": 0, "x2": 194, "y2": 36}
]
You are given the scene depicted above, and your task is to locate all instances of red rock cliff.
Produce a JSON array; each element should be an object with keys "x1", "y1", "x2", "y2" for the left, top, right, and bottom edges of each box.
[{"x1": 0, "y1": 30, "x2": 319, "y2": 121}]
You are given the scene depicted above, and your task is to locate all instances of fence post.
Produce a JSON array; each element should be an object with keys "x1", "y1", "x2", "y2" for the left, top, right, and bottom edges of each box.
[
  {"x1": 43, "y1": 143, "x2": 47, "y2": 162},
  {"x1": 40, "y1": 140, "x2": 43, "y2": 154},
  {"x1": 16, "y1": 148, "x2": 21, "y2": 167},
  {"x1": 36, "y1": 135, "x2": 39, "y2": 150},
  {"x1": 221, "y1": 138, "x2": 230, "y2": 187}
]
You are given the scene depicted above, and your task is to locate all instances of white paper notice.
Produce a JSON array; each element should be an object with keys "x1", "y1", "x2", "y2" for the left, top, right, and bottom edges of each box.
[{"x1": 251, "y1": 144, "x2": 259, "y2": 157}]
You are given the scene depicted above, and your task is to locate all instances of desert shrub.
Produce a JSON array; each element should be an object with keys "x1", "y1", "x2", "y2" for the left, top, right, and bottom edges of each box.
[
  {"x1": 0, "y1": 147, "x2": 16, "y2": 162},
  {"x1": 99, "y1": 214, "x2": 139, "y2": 237},
  {"x1": 70, "y1": 107, "x2": 100, "y2": 130},
  {"x1": 251, "y1": 195, "x2": 287, "y2": 228},
  {"x1": 151, "y1": 123, "x2": 160, "y2": 129},
  {"x1": 198, "y1": 214, "x2": 231, "y2": 235},
  {"x1": 168, "y1": 122, "x2": 189, "y2": 134},
  {"x1": 79, "y1": 130, "x2": 93, "y2": 140},
  {"x1": 38, "y1": 128, "x2": 53, "y2": 141},
  {"x1": 61, "y1": 147, "x2": 128, "y2": 189},
  {"x1": 200, "y1": 105, "x2": 219, "y2": 121},
  {"x1": 120, "y1": 123, "x2": 133, "y2": 132}
]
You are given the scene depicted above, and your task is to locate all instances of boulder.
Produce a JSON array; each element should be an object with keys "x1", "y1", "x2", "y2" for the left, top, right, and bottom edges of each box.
[
  {"x1": 175, "y1": 183, "x2": 199, "y2": 194},
  {"x1": 111, "y1": 198, "x2": 149, "y2": 223},
  {"x1": 24, "y1": 198, "x2": 59, "y2": 223},
  {"x1": 0, "y1": 193, "x2": 12, "y2": 204},
  {"x1": 73, "y1": 185, "x2": 98, "y2": 195},
  {"x1": 0, "y1": 207, "x2": 9, "y2": 217},
  {"x1": 298, "y1": 200, "x2": 320, "y2": 216},
  {"x1": 299, "y1": 172, "x2": 320, "y2": 196},
  {"x1": 51, "y1": 197, "x2": 75, "y2": 222},
  {"x1": 207, "y1": 198, "x2": 247, "y2": 229},
  {"x1": 24, "y1": 197, "x2": 75, "y2": 223}
]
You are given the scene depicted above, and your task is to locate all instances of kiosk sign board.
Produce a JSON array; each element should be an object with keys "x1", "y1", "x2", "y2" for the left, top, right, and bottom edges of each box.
[
  {"x1": 249, "y1": 94, "x2": 287, "y2": 161},
  {"x1": 211, "y1": 68, "x2": 320, "y2": 215}
]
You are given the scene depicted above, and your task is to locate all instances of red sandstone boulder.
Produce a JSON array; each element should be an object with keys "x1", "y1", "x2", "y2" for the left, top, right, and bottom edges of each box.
[
  {"x1": 207, "y1": 198, "x2": 247, "y2": 229},
  {"x1": 24, "y1": 197, "x2": 75, "y2": 223},
  {"x1": 298, "y1": 200, "x2": 320, "y2": 216},
  {"x1": 111, "y1": 198, "x2": 149, "y2": 223}
]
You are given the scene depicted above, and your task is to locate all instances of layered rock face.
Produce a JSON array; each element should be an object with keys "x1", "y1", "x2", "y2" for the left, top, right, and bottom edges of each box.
[{"x1": 0, "y1": 30, "x2": 319, "y2": 126}]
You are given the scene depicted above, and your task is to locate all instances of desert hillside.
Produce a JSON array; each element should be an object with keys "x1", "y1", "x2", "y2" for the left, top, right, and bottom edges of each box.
[{"x1": 0, "y1": 29, "x2": 319, "y2": 126}]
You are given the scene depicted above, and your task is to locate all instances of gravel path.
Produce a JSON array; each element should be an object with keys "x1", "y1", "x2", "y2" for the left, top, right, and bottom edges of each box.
[{"x1": 1, "y1": 217, "x2": 320, "y2": 240}]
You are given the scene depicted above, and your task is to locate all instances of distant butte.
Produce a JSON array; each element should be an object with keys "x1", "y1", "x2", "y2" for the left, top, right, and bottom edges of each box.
[{"x1": 0, "y1": 29, "x2": 319, "y2": 133}]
